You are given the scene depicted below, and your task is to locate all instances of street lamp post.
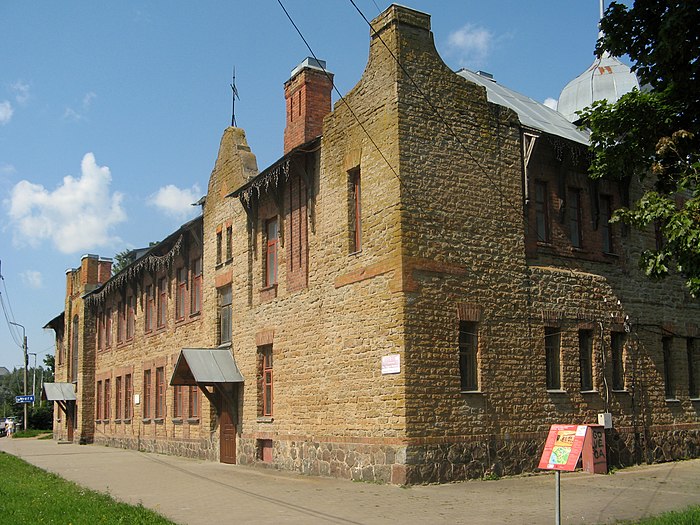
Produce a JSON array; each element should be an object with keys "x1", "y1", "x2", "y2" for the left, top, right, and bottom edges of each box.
[{"x1": 9, "y1": 321, "x2": 28, "y2": 431}]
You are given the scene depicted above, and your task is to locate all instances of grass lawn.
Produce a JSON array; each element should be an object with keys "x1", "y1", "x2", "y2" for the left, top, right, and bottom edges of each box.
[
  {"x1": 13, "y1": 429, "x2": 53, "y2": 438},
  {"x1": 619, "y1": 506, "x2": 700, "y2": 524},
  {"x1": 0, "y1": 452, "x2": 176, "y2": 524}
]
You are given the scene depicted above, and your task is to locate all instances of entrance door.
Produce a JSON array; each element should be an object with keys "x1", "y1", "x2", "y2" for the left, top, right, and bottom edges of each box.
[
  {"x1": 219, "y1": 387, "x2": 236, "y2": 464},
  {"x1": 66, "y1": 401, "x2": 75, "y2": 441}
]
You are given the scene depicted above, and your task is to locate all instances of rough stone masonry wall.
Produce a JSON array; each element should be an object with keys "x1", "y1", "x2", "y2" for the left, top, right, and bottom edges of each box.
[{"x1": 226, "y1": 5, "x2": 410, "y2": 484}]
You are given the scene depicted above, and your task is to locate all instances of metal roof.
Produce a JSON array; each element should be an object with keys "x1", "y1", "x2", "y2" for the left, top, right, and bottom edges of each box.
[
  {"x1": 43, "y1": 382, "x2": 77, "y2": 401},
  {"x1": 557, "y1": 53, "x2": 641, "y2": 123},
  {"x1": 170, "y1": 348, "x2": 245, "y2": 386},
  {"x1": 457, "y1": 68, "x2": 590, "y2": 145}
]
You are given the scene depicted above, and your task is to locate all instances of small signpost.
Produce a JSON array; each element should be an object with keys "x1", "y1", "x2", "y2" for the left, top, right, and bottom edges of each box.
[
  {"x1": 15, "y1": 395, "x2": 35, "y2": 404},
  {"x1": 538, "y1": 424, "x2": 588, "y2": 525}
]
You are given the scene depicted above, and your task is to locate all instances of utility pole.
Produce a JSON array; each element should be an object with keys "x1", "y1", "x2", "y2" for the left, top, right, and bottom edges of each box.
[
  {"x1": 9, "y1": 321, "x2": 28, "y2": 431},
  {"x1": 29, "y1": 353, "x2": 36, "y2": 407}
]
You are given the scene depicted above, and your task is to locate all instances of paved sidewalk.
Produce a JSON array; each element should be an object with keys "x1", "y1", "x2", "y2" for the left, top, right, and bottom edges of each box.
[{"x1": 1, "y1": 437, "x2": 699, "y2": 524}]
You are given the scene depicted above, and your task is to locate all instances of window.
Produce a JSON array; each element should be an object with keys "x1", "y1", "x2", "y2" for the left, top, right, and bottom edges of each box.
[
  {"x1": 545, "y1": 327, "x2": 561, "y2": 390},
  {"x1": 71, "y1": 315, "x2": 79, "y2": 382},
  {"x1": 458, "y1": 321, "x2": 478, "y2": 391},
  {"x1": 534, "y1": 181, "x2": 550, "y2": 243},
  {"x1": 96, "y1": 380, "x2": 103, "y2": 420},
  {"x1": 124, "y1": 374, "x2": 132, "y2": 420},
  {"x1": 157, "y1": 277, "x2": 167, "y2": 329},
  {"x1": 687, "y1": 338, "x2": 698, "y2": 398},
  {"x1": 176, "y1": 267, "x2": 187, "y2": 321},
  {"x1": 173, "y1": 385, "x2": 183, "y2": 418},
  {"x1": 96, "y1": 315, "x2": 103, "y2": 352},
  {"x1": 126, "y1": 295, "x2": 134, "y2": 340},
  {"x1": 216, "y1": 229, "x2": 223, "y2": 265},
  {"x1": 115, "y1": 376, "x2": 122, "y2": 420},
  {"x1": 104, "y1": 378, "x2": 111, "y2": 420},
  {"x1": 265, "y1": 218, "x2": 278, "y2": 287},
  {"x1": 611, "y1": 332, "x2": 626, "y2": 390},
  {"x1": 349, "y1": 168, "x2": 362, "y2": 253},
  {"x1": 218, "y1": 286, "x2": 232, "y2": 345},
  {"x1": 105, "y1": 308, "x2": 112, "y2": 347},
  {"x1": 143, "y1": 369, "x2": 152, "y2": 419},
  {"x1": 663, "y1": 337, "x2": 674, "y2": 399},
  {"x1": 117, "y1": 301, "x2": 125, "y2": 343},
  {"x1": 191, "y1": 258, "x2": 202, "y2": 315},
  {"x1": 155, "y1": 367, "x2": 165, "y2": 418},
  {"x1": 259, "y1": 345, "x2": 273, "y2": 417},
  {"x1": 144, "y1": 284, "x2": 154, "y2": 332},
  {"x1": 568, "y1": 188, "x2": 582, "y2": 248},
  {"x1": 226, "y1": 225, "x2": 233, "y2": 261},
  {"x1": 188, "y1": 385, "x2": 199, "y2": 419},
  {"x1": 600, "y1": 195, "x2": 614, "y2": 253},
  {"x1": 579, "y1": 330, "x2": 593, "y2": 391}
]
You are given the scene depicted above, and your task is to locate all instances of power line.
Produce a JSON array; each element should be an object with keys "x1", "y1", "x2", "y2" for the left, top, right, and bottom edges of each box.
[{"x1": 347, "y1": 0, "x2": 525, "y2": 222}]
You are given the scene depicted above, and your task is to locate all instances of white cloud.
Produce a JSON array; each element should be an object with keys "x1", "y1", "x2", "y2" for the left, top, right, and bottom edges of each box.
[
  {"x1": 6, "y1": 152, "x2": 126, "y2": 253},
  {"x1": 543, "y1": 97, "x2": 558, "y2": 110},
  {"x1": 11, "y1": 81, "x2": 30, "y2": 105},
  {"x1": 0, "y1": 101, "x2": 13, "y2": 125},
  {"x1": 63, "y1": 91, "x2": 97, "y2": 121},
  {"x1": 148, "y1": 184, "x2": 201, "y2": 220},
  {"x1": 20, "y1": 270, "x2": 42, "y2": 289},
  {"x1": 0, "y1": 163, "x2": 16, "y2": 175},
  {"x1": 446, "y1": 24, "x2": 494, "y2": 68}
]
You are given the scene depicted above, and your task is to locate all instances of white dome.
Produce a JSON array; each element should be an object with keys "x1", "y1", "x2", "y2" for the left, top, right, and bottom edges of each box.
[{"x1": 557, "y1": 53, "x2": 641, "y2": 123}]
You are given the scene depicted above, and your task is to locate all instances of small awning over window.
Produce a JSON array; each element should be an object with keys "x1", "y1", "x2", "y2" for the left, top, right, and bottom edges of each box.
[
  {"x1": 170, "y1": 348, "x2": 245, "y2": 386},
  {"x1": 42, "y1": 382, "x2": 76, "y2": 401}
]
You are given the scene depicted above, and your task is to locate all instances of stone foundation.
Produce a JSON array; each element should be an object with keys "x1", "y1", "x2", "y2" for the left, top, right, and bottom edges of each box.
[{"x1": 93, "y1": 435, "x2": 219, "y2": 461}]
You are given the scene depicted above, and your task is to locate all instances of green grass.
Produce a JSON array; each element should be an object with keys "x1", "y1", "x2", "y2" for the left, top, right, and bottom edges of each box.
[
  {"x1": 618, "y1": 506, "x2": 700, "y2": 524},
  {"x1": 0, "y1": 452, "x2": 176, "y2": 524},
  {"x1": 13, "y1": 429, "x2": 52, "y2": 438}
]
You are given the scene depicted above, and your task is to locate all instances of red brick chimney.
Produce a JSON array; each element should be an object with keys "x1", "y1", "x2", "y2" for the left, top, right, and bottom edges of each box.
[
  {"x1": 283, "y1": 57, "x2": 333, "y2": 154},
  {"x1": 97, "y1": 257, "x2": 112, "y2": 284}
]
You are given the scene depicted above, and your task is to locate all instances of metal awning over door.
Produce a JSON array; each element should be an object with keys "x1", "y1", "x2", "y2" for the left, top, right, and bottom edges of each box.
[
  {"x1": 170, "y1": 348, "x2": 245, "y2": 386},
  {"x1": 42, "y1": 382, "x2": 77, "y2": 401}
]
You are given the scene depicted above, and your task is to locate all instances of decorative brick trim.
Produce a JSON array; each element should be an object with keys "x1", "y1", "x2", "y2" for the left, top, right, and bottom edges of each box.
[
  {"x1": 457, "y1": 303, "x2": 482, "y2": 322},
  {"x1": 541, "y1": 309, "x2": 562, "y2": 326},
  {"x1": 215, "y1": 270, "x2": 233, "y2": 288},
  {"x1": 255, "y1": 329, "x2": 275, "y2": 347}
]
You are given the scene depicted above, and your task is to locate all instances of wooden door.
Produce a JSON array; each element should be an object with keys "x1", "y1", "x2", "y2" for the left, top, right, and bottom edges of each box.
[
  {"x1": 67, "y1": 401, "x2": 75, "y2": 441},
  {"x1": 219, "y1": 389, "x2": 236, "y2": 464}
]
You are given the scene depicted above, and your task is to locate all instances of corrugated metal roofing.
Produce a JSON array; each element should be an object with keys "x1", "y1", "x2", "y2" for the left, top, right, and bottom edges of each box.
[
  {"x1": 43, "y1": 382, "x2": 77, "y2": 401},
  {"x1": 457, "y1": 68, "x2": 590, "y2": 145},
  {"x1": 171, "y1": 348, "x2": 244, "y2": 385}
]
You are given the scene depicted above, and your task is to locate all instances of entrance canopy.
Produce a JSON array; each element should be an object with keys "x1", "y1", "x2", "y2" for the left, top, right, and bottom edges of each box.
[
  {"x1": 42, "y1": 382, "x2": 76, "y2": 401},
  {"x1": 170, "y1": 348, "x2": 245, "y2": 386}
]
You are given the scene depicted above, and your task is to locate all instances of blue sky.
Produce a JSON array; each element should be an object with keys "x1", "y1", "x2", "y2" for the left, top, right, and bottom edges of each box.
[{"x1": 0, "y1": 1, "x2": 613, "y2": 370}]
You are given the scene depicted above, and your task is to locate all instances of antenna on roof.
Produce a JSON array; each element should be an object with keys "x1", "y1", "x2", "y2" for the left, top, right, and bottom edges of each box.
[
  {"x1": 230, "y1": 67, "x2": 240, "y2": 127},
  {"x1": 599, "y1": 0, "x2": 605, "y2": 39}
]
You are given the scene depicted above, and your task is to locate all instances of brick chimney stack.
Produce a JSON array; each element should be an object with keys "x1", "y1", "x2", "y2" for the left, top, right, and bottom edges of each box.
[{"x1": 283, "y1": 57, "x2": 333, "y2": 154}]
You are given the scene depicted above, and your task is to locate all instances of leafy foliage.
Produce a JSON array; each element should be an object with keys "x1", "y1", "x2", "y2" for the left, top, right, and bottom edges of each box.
[{"x1": 579, "y1": 0, "x2": 700, "y2": 296}]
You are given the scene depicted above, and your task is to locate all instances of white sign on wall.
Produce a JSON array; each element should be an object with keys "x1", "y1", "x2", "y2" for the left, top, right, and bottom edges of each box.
[
  {"x1": 134, "y1": 394, "x2": 140, "y2": 405},
  {"x1": 381, "y1": 354, "x2": 401, "y2": 375}
]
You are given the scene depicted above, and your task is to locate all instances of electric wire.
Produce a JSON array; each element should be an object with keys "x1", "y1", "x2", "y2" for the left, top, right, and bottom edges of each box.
[{"x1": 347, "y1": 0, "x2": 526, "y2": 222}]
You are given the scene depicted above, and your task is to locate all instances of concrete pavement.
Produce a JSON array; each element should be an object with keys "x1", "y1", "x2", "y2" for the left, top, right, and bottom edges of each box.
[{"x1": 1, "y1": 437, "x2": 699, "y2": 524}]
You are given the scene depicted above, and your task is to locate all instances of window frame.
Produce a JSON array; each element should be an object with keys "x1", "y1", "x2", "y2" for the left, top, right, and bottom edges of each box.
[
  {"x1": 265, "y1": 218, "x2": 279, "y2": 287},
  {"x1": 568, "y1": 187, "x2": 583, "y2": 248},
  {"x1": 157, "y1": 277, "x2": 167, "y2": 329},
  {"x1": 218, "y1": 286, "x2": 232, "y2": 345},
  {"x1": 143, "y1": 369, "x2": 152, "y2": 419},
  {"x1": 144, "y1": 284, "x2": 154, "y2": 332},
  {"x1": 96, "y1": 380, "x2": 103, "y2": 420},
  {"x1": 663, "y1": 336, "x2": 674, "y2": 400},
  {"x1": 688, "y1": 338, "x2": 699, "y2": 399},
  {"x1": 458, "y1": 321, "x2": 479, "y2": 392},
  {"x1": 105, "y1": 307, "x2": 112, "y2": 348},
  {"x1": 124, "y1": 373, "x2": 132, "y2": 420},
  {"x1": 545, "y1": 327, "x2": 561, "y2": 390},
  {"x1": 190, "y1": 257, "x2": 202, "y2": 315},
  {"x1": 173, "y1": 385, "x2": 183, "y2": 418},
  {"x1": 126, "y1": 294, "x2": 135, "y2": 340},
  {"x1": 349, "y1": 168, "x2": 362, "y2": 253},
  {"x1": 104, "y1": 378, "x2": 111, "y2": 420},
  {"x1": 226, "y1": 225, "x2": 233, "y2": 261},
  {"x1": 579, "y1": 329, "x2": 593, "y2": 391},
  {"x1": 260, "y1": 345, "x2": 274, "y2": 417},
  {"x1": 71, "y1": 315, "x2": 79, "y2": 382},
  {"x1": 534, "y1": 180, "x2": 550, "y2": 243},
  {"x1": 216, "y1": 229, "x2": 223, "y2": 265},
  {"x1": 117, "y1": 300, "x2": 125, "y2": 344},
  {"x1": 175, "y1": 267, "x2": 187, "y2": 321},
  {"x1": 188, "y1": 385, "x2": 199, "y2": 419},
  {"x1": 155, "y1": 366, "x2": 165, "y2": 419},
  {"x1": 115, "y1": 375, "x2": 122, "y2": 420},
  {"x1": 611, "y1": 332, "x2": 626, "y2": 391}
]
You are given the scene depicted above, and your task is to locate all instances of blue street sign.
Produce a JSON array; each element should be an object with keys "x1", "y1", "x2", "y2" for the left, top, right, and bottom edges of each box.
[{"x1": 15, "y1": 395, "x2": 34, "y2": 404}]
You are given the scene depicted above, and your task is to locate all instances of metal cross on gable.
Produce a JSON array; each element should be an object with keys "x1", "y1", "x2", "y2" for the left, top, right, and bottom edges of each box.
[{"x1": 230, "y1": 67, "x2": 240, "y2": 127}]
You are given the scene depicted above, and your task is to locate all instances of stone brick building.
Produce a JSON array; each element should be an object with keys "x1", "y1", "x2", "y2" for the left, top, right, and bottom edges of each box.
[{"x1": 45, "y1": 5, "x2": 699, "y2": 484}]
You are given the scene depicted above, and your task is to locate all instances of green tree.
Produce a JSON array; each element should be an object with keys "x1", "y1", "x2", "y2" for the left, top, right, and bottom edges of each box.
[{"x1": 579, "y1": 0, "x2": 700, "y2": 296}]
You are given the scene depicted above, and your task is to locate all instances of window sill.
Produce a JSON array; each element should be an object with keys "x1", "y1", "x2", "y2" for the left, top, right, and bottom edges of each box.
[
  {"x1": 612, "y1": 389, "x2": 630, "y2": 394},
  {"x1": 665, "y1": 398, "x2": 681, "y2": 403},
  {"x1": 154, "y1": 418, "x2": 164, "y2": 424},
  {"x1": 690, "y1": 398, "x2": 700, "y2": 403},
  {"x1": 546, "y1": 389, "x2": 567, "y2": 394},
  {"x1": 187, "y1": 418, "x2": 200, "y2": 425},
  {"x1": 172, "y1": 418, "x2": 183, "y2": 425},
  {"x1": 460, "y1": 390, "x2": 483, "y2": 395},
  {"x1": 580, "y1": 390, "x2": 598, "y2": 394},
  {"x1": 142, "y1": 418, "x2": 152, "y2": 424},
  {"x1": 260, "y1": 284, "x2": 278, "y2": 292},
  {"x1": 257, "y1": 416, "x2": 274, "y2": 423},
  {"x1": 115, "y1": 419, "x2": 121, "y2": 424},
  {"x1": 189, "y1": 311, "x2": 201, "y2": 319},
  {"x1": 603, "y1": 251, "x2": 619, "y2": 258},
  {"x1": 123, "y1": 418, "x2": 132, "y2": 424},
  {"x1": 349, "y1": 249, "x2": 363, "y2": 257}
]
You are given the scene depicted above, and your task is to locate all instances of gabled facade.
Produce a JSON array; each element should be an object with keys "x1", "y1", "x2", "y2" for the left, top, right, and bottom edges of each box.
[{"x1": 46, "y1": 4, "x2": 699, "y2": 484}]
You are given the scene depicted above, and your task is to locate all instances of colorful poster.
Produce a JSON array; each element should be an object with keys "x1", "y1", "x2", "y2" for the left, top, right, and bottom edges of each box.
[{"x1": 538, "y1": 424, "x2": 588, "y2": 471}]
